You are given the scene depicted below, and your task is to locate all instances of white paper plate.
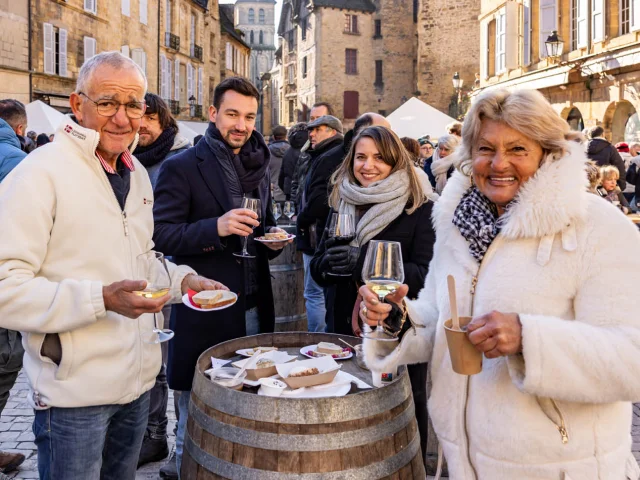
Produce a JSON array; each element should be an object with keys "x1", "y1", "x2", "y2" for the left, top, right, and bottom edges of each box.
[
  {"x1": 258, "y1": 382, "x2": 351, "y2": 398},
  {"x1": 235, "y1": 347, "x2": 279, "y2": 358},
  {"x1": 300, "y1": 345, "x2": 353, "y2": 361},
  {"x1": 181, "y1": 292, "x2": 238, "y2": 312},
  {"x1": 254, "y1": 234, "x2": 296, "y2": 243}
]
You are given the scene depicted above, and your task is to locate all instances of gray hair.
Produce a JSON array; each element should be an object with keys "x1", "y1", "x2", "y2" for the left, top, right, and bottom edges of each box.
[
  {"x1": 436, "y1": 134, "x2": 460, "y2": 153},
  {"x1": 75, "y1": 51, "x2": 147, "y2": 95},
  {"x1": 455, "y1": 89, "x2": 570, "y2": 175}
]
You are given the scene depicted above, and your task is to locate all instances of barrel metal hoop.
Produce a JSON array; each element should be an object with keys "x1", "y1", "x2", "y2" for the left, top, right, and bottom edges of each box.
[
  {"x1": 275, "y1": 313, "x2": 307, "y2": 324},
  {"x1": 269, "y1": 263, "x2": 303, "y2": 272},
  {"x1": 192, "y1": 370, "x2": 412, "y2": 424},
  {"x1": 185, "y1": 428, "x2": 421, "y2": 480},
  {"x1": 188, "y1": 397, "x2": 415, "y2": 452}
]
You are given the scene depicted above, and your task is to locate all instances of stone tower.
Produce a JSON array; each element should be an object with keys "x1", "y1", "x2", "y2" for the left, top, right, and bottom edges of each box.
[{"x1": 234, "y1": 0, "x2": 276, "y2": 88}]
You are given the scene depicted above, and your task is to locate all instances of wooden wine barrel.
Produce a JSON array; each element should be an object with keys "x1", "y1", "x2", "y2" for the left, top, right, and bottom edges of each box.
[
  {"x1": 269, "y1": 225, "x2": 307, "y2": 332},
  {"x1": 182, "y1": 332, "x2": 425, "y2": 479}
]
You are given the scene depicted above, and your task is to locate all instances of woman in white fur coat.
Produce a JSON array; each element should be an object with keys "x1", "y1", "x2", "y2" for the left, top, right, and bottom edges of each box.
[{"x1": 361, "y1": 89, "x2": 640, "y2": 480}]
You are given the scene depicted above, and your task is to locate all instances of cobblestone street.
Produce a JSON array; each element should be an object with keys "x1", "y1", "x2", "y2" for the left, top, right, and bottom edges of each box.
[{"x1": 0, "y1": 370, "x2": 639, "y2": 479}]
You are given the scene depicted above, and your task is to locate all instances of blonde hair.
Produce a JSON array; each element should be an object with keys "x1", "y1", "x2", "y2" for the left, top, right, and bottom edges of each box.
[
  {"x1": 600, "y1": 165, "x2": 620, "y2": 181},
  {"x1": 585, "y1": 161, "x2": 600, "y2": 190},
  {"x1": 455, "y1": 89, "x2": 570, "y2": 175},
  {"x1": 329, "y1": 126, "x2": 426, "y2": 214}
]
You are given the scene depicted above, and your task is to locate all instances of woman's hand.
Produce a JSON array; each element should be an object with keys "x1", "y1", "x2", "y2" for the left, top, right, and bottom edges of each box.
[
  {"x1": 466, "y1": 311, "x2": 522, "y2": 358},
  {"x1": 358, "y1": 284, "x2": 409, "y2": 327}
]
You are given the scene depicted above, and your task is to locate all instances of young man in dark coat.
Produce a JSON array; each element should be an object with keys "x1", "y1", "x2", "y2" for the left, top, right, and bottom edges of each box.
[
  {"x1": 278, "y1": 122, "x2": 308, "y2": 201},
  {"x1": 152, "y1": 77, "x2": 291, "y2": 475},
  {"x1": 586, "y1": 125, "x2": 627, "y2": 189}
]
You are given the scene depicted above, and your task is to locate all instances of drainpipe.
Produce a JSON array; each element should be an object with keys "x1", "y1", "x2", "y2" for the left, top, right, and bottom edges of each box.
[
  {"x1": 157, "y1": 0, "x2": 161, "y2": 94},
  {"x1": 28, "y1": 0, "x2": 33, "y2": 101}
]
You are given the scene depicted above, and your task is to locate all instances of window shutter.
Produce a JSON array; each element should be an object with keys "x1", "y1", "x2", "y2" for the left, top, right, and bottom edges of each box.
[
  {"x1": 480, "y1": 20, "x2": 489, "y2": 78},
  {"x1": 167, "y1": 59, "x2": 172, "y2": 100},
  {"x1": 522, "y1": 0, "x2": 531, "y2": 65},
  {"x1": 43, "y1": 23, "x2": 54, "y2": 75},
  {"x1": 198, "y1": 67, "x2": 203, "y2": 105},
  {"x1": 632, "y1": 0, "x2": 640, "y2": 32},
  {"x1": 84, "y1": 36, "x2": 96, "y2": 63},
  {"x1": 495, "y1": 9, "x2": 506, "y2": 73},
  {"x1": 122, "y1": 0, "x2": 130, "y2": 16},
  {"x1": 505, "y1": 2, "x2": 518, "y2": 69},
  {"x1": 165, "y1": 0, "x2": 171, "y2": 33},
  {"x1": 353, "y1": 15, "x2": 358, "y2": 33},
  {"x1": 343, "y1": 91, "x2": 359, "y2": 119},
  {"x1": 121, "y1": 45, "x2": 130, "y2": 57},
  {"x1": 175, "y1": 58, "x2": 180, "y2": 102},
  {"x1": 539, "y1": 0, "x2": 557, "y2": 58},
  {"x1": 591, "y1": 0, "x2": 604, "y2": 42},
  {"x1": 85, "y1": 0, "x2": 96, "y2": 14},
  {"x1": 187, "y1": 63, "x2": 193, "y2": 100},
  {"x1": 140, "y1": 0, "x2": 148, "y2": 25},
  {"x1": 575, "y1": 0, "x2": 587, "y2": 48},
  {"x1": 58, "y1": 28, "x2": 68, "y2": 77},
  {"x1": 160, "y1": 55, "x2": 167, "y2": 99}
]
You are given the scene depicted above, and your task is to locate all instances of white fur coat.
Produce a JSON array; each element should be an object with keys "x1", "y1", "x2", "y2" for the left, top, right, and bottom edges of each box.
[{"x1": 365, "y1": 144, "x2": 640, "y2": 479}]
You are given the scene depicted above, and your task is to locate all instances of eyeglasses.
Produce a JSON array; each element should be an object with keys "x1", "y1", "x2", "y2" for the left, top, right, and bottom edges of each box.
[{"x1": 79, "y1": 92, "x2": 146, "y2": 119}]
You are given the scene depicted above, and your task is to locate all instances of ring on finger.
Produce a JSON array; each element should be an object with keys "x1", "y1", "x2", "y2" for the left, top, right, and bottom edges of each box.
[{"x1": 362, "y1": 305, "x2": 368, "y2": 317}]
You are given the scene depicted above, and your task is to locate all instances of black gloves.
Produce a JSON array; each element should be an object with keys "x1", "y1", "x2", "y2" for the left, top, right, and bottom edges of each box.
[{"x1": 325, "y1": 245, "x2": 360, "y2": 275}]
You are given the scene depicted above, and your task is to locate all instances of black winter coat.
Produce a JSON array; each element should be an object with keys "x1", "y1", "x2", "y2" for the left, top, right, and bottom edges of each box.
[
  {"x1": 296, "y1": 135, "x2": 346, "y2": 254},
  {"x1": 587, "y1": 138, "x2": 627, "y2": 189},
  {"x1": 310, "y1": 201, "x2": 436, "y2": 335},
  {"x1": 268, "y1": 140, "x2": 289, "y2": 201},
  {"x1": 279, "y1": 129, "x2": 308, "y2": 200},
  {"x1": 626, "y1": 163, "x2": 640, "y2": 209},
  {"x1": 153, "y1": 134, "x2": 279, "y2": 391}
]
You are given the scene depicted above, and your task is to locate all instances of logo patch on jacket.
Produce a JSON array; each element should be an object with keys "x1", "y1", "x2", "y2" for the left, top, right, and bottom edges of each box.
[{"x1": 64, "y1": 125, "x2": 86, "y2": 141}]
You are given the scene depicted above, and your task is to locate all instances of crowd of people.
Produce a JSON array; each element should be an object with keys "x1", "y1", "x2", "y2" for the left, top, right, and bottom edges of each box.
[{"x1": 0, "y1": 50, "x2": 638, "y2": 480}]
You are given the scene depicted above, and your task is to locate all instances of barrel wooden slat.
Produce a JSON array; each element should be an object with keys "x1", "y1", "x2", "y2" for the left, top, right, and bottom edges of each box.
[{"x1": 183, "y1": 333, "x2": 425, "y2": 479}]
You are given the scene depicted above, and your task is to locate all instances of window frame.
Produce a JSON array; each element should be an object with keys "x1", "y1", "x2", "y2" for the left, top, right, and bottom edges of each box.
[{"x1": 345, "y1": 48, "x2": 358, "y2": 75}]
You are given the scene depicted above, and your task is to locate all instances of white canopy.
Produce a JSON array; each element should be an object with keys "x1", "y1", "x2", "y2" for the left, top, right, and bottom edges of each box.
[
  {"x1": 386, "y1": 97, "x2": 456, "y2": 140},
  {"x1": 178, "y1": 121, "x2": 208, "y2": 143},
  {"x1": 26, "y1": 100, "x2": 66, "y2": 136}
]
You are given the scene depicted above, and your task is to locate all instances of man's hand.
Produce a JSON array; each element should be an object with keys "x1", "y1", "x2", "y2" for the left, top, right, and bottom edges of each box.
[
  {"x1": 263, "y1": 227, "x2": 294, "y2": 251},
  {"x1": 103, "y1": 280, "x2": 170, "y2": 319},
  {"x1": 467, "y1": 311, "x2": 522, "y2": 359},
  {"x1": 181, "y1": 274, "x2": 229, "y2": 295},
  {"x1": 217, "y1": 208, "x2": 259, "y2": 237}
]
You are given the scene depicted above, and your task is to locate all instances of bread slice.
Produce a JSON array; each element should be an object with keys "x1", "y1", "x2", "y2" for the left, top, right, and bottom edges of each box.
[
  {"x1": 317, "y1": 342, "x2": 343, "y2": 355},
  {"x1": 193, "y1": 290, "x2": 236, "y2": 309},
  {"x1": 264, "y1": 232, "x2": 289, "y2": 240}
]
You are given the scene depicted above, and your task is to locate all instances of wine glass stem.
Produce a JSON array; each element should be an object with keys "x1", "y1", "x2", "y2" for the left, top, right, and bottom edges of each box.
[
  {"x1": 243, "y1": 236, "x2": 248, "y2": 255},
  {"x1": 377, "y1": 296, "x2": 385, "y2": 331}
]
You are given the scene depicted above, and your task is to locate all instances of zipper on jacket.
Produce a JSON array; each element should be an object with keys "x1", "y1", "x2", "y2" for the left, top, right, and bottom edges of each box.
[
  {"x1": 550, "y1": 398, "x2": 569, "y2": 444},
  {"x1": 122, "y1": 211, "x2": 130, "y2": 237}
]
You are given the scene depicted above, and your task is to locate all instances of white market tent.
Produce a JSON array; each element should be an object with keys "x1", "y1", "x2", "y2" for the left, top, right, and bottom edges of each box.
[
  {"x1": 386, "y1": 97, "x2": 456, "y2": 140},
  {"x1": 178, "y1": 121, "x2": 208, "y2": 144},
  {"x1": 26, "y1": 100, "x2": 66, "y2": 136}
]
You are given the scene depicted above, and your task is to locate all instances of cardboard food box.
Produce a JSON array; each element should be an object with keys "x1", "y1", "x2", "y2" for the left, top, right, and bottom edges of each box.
[
  {"x1": 232, "y1": 351, "x2": 297, "y2": 381},
  {"x1": 276, "y1": 356, "x2": 341, "y2": 389}
]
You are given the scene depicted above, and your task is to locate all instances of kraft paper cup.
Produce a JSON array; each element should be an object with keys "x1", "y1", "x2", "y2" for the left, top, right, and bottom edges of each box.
[{"x1": 444, "y1": 317, "x2": 482, "y2": 375}]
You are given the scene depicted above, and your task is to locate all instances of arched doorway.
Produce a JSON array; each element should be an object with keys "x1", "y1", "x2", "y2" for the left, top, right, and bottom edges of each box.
[
  {"x1": 566, "y1": 107, "x2": 584, "y2": 131},
  {"x1": 604, "y1": 100, "x2": 637, "y2": 143}
]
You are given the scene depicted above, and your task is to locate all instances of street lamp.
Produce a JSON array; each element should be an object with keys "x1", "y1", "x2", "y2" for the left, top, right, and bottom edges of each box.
[
  {"x1": 452, "y1": 72, "x2": 464, "y2": 119},
  {"x1": 544, "y1": 31, "x2": 564, "y2": 59}
]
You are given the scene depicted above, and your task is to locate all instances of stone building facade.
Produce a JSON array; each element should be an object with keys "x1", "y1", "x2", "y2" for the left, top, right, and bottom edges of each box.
[
  {"x1": 234, "y1": 0, "x2": 276, "y2": 87},
  {"x1": 220, "y1": 4, "x2": 251, "y2": 80},
  {"x1": 277, "y1": 0, "x2": 418, "y2": 129},
  {"x1": 0, "y1": 0, "x2": 30, "y2": 104},
  {"x1": 416, "y1": 0, "x2": 481, "y2": 117},
  {"x1": 475, "y1": 0, "x2": 640, "y2": 143},
  {"x1": 30, "y1": 0, "x2": 160, "y2": 113}
]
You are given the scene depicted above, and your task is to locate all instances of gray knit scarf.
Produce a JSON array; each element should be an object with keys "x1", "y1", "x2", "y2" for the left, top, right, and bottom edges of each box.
[{"x1": 338, "y1": 170, "x2": 411, "y2": 247}]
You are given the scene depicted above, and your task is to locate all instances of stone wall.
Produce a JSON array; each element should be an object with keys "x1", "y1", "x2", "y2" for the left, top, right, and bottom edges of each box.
[
  {"x1": 0, "y1": 0, "x2": 30, "y2": 103},
  {"x1": 416, "y1": 0, "x2": 480, "y2": 116}
]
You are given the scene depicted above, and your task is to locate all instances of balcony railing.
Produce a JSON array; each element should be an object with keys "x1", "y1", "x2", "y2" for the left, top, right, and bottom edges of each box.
[
  {"x1": 165, "y1": 33, "x2": 180, "y2": 51},
  {"x1": 169, "y1": 100, "x2": 180, "y2": 116},
  {"x1": 191, "y1": 44, "x2": 203, "y2": 61},
  {"x1": 190, "y1": 105, "x2": 203, "y2": 117}
]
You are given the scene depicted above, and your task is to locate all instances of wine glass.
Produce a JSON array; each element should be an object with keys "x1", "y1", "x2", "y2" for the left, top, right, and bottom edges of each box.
[
  {"x1": 283, "y1": 201, "x2": 295, "y2": 226},
  {"x1": 272, "y1": 202, "x2": 282, "y2": 224},
  {"x1": 135, "y1": 251, "x2": 174, "y2": 344},
  {"x1": 326, "y1": 213, "x2": 355, "y2": 277},
  {"x1": 361, "y1": 240, "x2": 404, "y2": 342},
  {"x1": 233, "y1": 197, "x2": 261, "y2": 259}
]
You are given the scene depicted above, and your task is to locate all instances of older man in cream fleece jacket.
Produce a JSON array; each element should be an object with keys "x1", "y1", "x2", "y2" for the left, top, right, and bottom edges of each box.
[{"x1": 0, "y1": 52, "x2": 226, "y2": 480}]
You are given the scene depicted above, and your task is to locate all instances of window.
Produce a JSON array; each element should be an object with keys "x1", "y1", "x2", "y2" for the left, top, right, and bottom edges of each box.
[
  {"x1": 249, "y1": 8, "x2": 255, "y2": 23},
  {"x1": 161, "y1": 55, "x2": 168, "y2": 99},
  {"x1": 288, "y1": 64, "x2": 295, "y2": 84},
  {"x1": 250, "y1": 31, "x2": 254, "y2": 44},
  {"x1": 198, "y1": 67, "x2": 203, "y2": 106},
  {"x1": 375, "y1": 60, "x2": 383, "y2": 85},
  {"x1": 287, "y1": 28, "x2": 296, "y2": 50},
  {"x1": 259, "y1": 8, "x2": 265, "y2": 24},
  {"x1": 302, "y1": 56, "x2": 307, "y2": 78},
  {"x1": 592, "y1": 0, "x2": 604, "y2": 42},
  {"x1": 175, "y1": 58, "x2": 180, "y2": 101},
  {"x1": 43, "y1": 24, "x2": 67, "y2": 77},
  {"x1": 165, "y1": 0, "x2": 171, "y2": 33},
  {"x1": 621, "y1": 0, "x2": 630, "y2": 34},
  {"x1": 631, "y1": 0, "x2": 640, "y2": 32},
  {"x1": 191, "y1": 13, "x2": 196, "y2": 49},
  {"x1": 84, "y1": 0, "x2": 97, "y2": 15},
  {"x1": 522, "y1": 0, "x2": 530, "y2": 65},
  {"x1": 539, "y1": 0, "x2": 557, "y2": 58},
  {"x1": 289, "y1": 100, "x2": 294, "y2": 123},
  {"x1": 140, "y1": 0, "x2": 147, "y2": 24},
  {"x1": 84, "y1": 36, "x2": 97, "y2": 64},
  {"x1": 226, "y1": 42, "x2": 232, "y2": 70},
  {"x1": 374, "y1": 19, "x2": 382, "y2": 38},
  {"x1": 571, "y1": 0, "x2": 604, "y2": 49},
  {"x1": 413, "y1": 0, "x2": 418, "y2": 23},
  {"x1": 344, "y1": 14, "x2": 358, "y2": 33},
  {"x1": 167, "y1": 58, "x2": 172, "y2": 99},
  {"x1": 301, "y1": 18, "x2": 307, "y2": 40},
  {"x1": 495, "y1": 8, "x2": 506, "y2": 73},
  {"x1": 121, "y1": 45, "x2": 129, "y2": 57},
  {"x1": 210, "y1": 33, "x2": 215, "y2": 58},
  {"x1": 122, "y1": 0, "x2": 130, "y2": 16},
  {"x1": 259, "y1": 30, "x2": 263, "y2": 44},
  {"x1": 343, "y1": 91, "x2": 359, "y2": 119},
  {"x1": 345, "y1": 49, "x2": 357, "y2": 74},
  {"x1": 187, "y1": 63, "x2": 194, "y2": 109},
  {"x1": 132, "y1": 48, "x2": 147, "y2": 75}
]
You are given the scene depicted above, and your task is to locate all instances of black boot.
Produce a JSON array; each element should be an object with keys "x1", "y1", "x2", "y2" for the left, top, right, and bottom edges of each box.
[
  {"x1": 159, "y1": 451, "x2": 178, "y2": 479},
  {"x1": 137, "y1": 433, "x2": 169, "y2": 468}
]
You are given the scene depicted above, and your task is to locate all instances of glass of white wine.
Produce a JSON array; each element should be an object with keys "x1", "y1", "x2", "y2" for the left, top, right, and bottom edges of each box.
[
  {"x1": 273, "y1": 202, "x2": 282, "y2": 224},
  {"x1": 361, "y1": 240, "x2": 404, "y2": 342},
  {"x1": 135, "y1": 251, "x2": 174, "y2": 344},
  {"x1": 233, "y1": 197, "x2": 261, "y2": 259},
  {"x1": 283, "y1": 201, "x2": 295, "y2": 226}
]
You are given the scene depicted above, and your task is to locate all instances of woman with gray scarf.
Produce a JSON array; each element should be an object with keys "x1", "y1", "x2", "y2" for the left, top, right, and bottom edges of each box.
[
  {"x1": 429, "y1": 133, "x2": 461, "y2": 194},
  {"x1": 310, "y1": 126, "x2": 436, "y2": 463}
]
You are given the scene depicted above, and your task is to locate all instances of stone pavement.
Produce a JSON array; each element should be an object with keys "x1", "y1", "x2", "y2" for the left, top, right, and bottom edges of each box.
[
  {"x1": 0, "y1": 372, "x2": 639, "y2": 479},
  {"x1": 0, "y1": 371, "x2": 177, "y2": 479}
]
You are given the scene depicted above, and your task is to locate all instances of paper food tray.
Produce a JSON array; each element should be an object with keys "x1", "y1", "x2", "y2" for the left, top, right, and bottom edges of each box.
[
  {"x1": 231, "y1": 351, "x2": 297, "y2": 381},
  {"x1": 276, "y1": 356, "x2": 341, "y2": 389}
]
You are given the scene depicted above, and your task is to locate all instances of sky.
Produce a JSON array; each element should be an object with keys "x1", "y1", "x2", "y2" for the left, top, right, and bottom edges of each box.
[{"x1": 219, "y1": 0, "x2": 283, "y2": 35}]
